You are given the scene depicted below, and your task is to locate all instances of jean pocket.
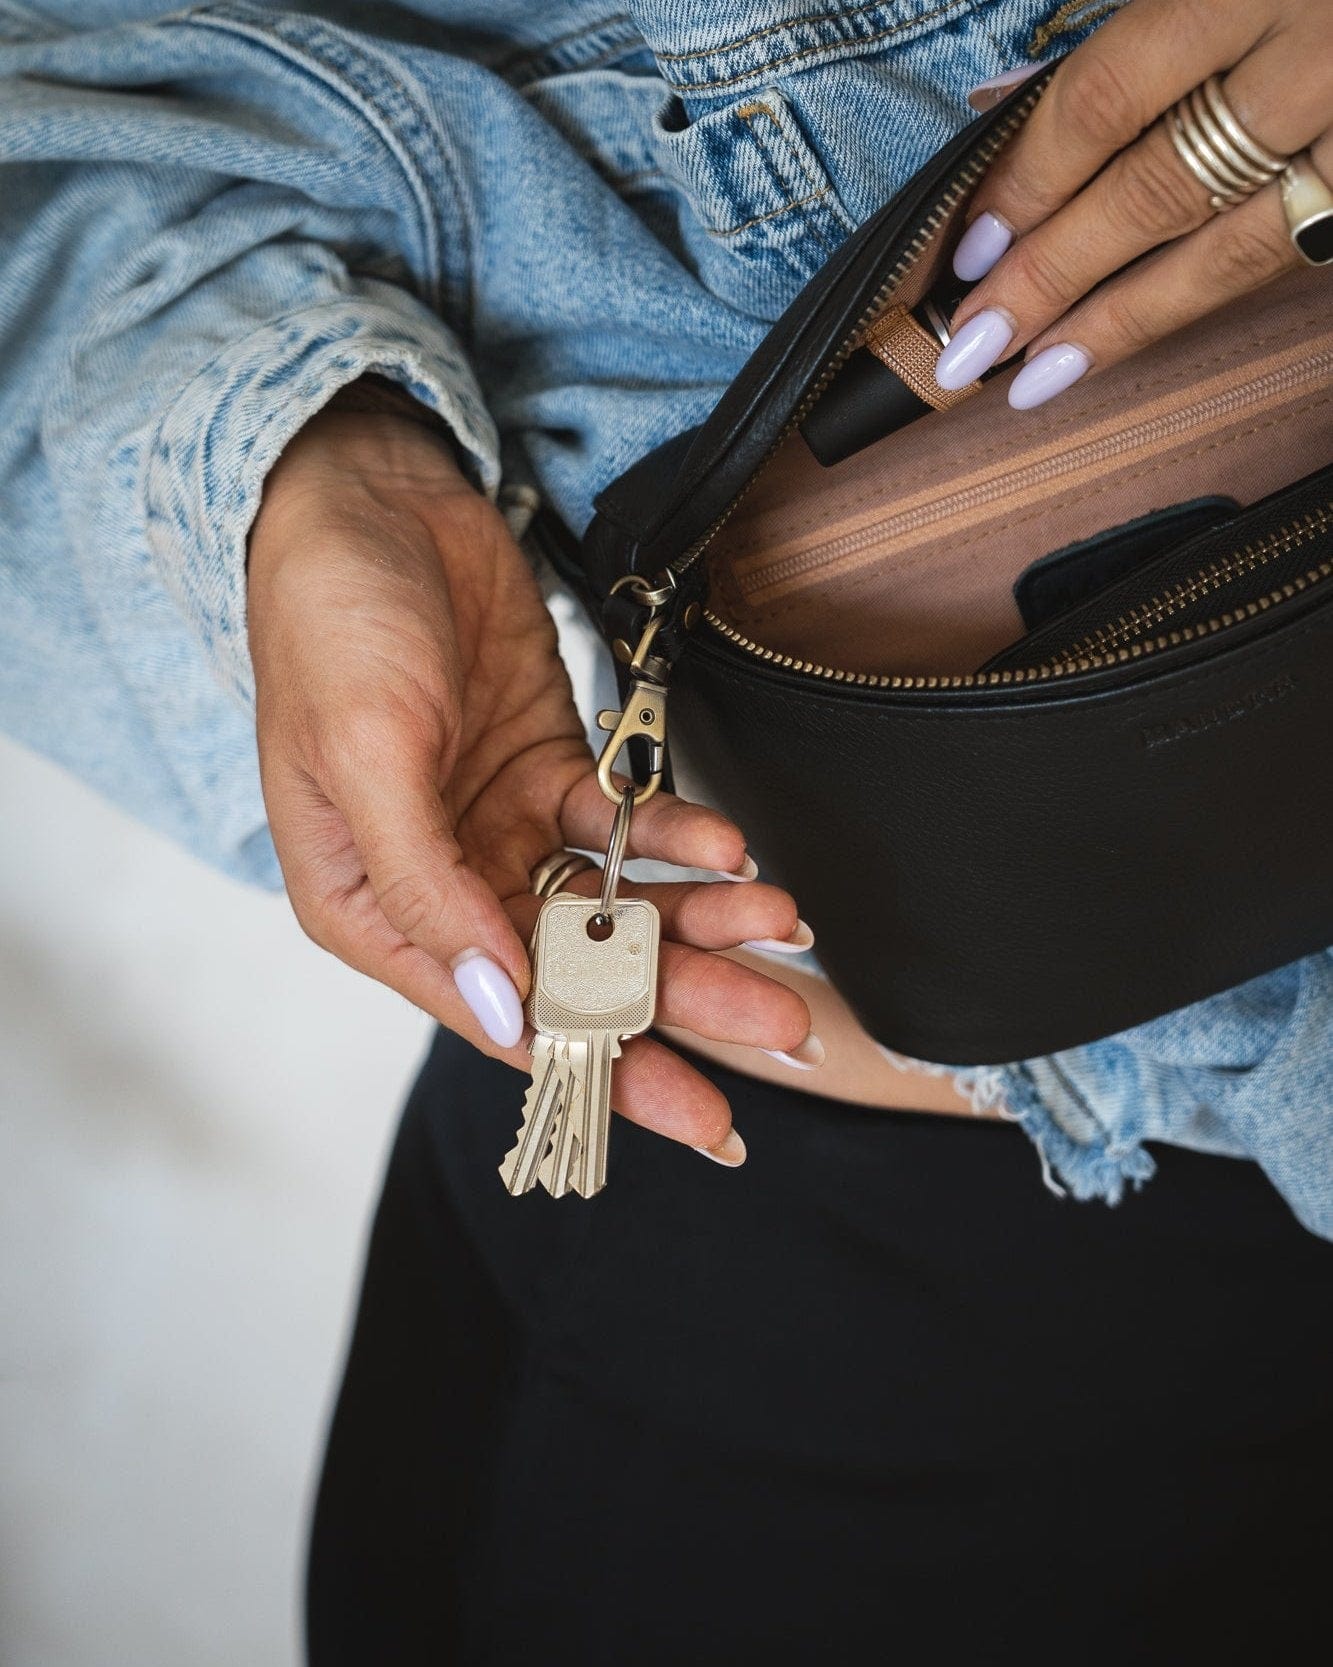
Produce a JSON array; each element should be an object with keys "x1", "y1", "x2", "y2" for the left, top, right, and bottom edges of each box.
[{"x1": 649, "y1": 85, "x2": 856, "y2": 318}]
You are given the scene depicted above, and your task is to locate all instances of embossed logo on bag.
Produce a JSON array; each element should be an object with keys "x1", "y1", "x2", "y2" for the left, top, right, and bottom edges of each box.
[{"x1": 1140, "y1": 673, "x2": 1298, "y2": 750}]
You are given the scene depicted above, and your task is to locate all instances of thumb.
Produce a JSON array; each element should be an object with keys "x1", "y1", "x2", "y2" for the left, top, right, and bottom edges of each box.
[{"x1": 335, "y1": 742, "x2": 531, "y2": 1048}]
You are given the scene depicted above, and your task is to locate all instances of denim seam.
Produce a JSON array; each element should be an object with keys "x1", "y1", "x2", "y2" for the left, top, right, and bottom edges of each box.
[
  {"x1": 735, "y1": 100, "x2": 828, "y2": 255},
  {"x1": 180, "y1": 6, "x2": 468, "y2": 328},
  {"x1": 737, "y1": 99, "x2": 852, "y2": 246},
  {"x1": 659, "y1": 0, "x2": 973, "y2": 92},
  {"x1": 140, "y1": 296, "x2": 499, "y2": 705},
  {"x1": 707, "y1": 186, "x2": 833, "y2": 237},
  {"x1": 655, "y1": 0, "x2": 951, "y2": 63},
  {"x1": 1028, "y1": 0, "x2": 1131, "y2": 58},
  {"x1": 498, "y1": 14, "x2": 647, "y2": 84}
]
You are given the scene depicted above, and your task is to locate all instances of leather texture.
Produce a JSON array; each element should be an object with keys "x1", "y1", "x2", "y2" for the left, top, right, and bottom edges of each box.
[
  {"x1": 570, "y1": 72, "x2": 1333, "y2": 1063},
  {"x1": 667, "y1": 588, "x2": 1333, "y2": 1062}
]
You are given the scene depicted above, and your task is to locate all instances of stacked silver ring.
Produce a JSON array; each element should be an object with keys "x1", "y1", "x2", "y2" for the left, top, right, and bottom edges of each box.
[
  {"x1": 531, "y1": 849, "x2": 598, "y2": 899},
  {"x1": 1168, "y1": 74, "x2": 1288, "y2": 211}
]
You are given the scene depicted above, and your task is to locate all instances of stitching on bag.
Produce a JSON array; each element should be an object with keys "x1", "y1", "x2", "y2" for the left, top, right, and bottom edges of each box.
[
  {"x1": 660, "y1": 0, "x2": 970, "y2": 92},
  {"x1": 746, "y1": 392, "x2": 1331, "y2": 624},
  {"x1": 843, "y1": 309, "x2": 1323, "y2": 483}
]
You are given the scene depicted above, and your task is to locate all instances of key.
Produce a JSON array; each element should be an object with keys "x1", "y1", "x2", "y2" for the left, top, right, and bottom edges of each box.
[
  {"x1": 500, "y1": 782, "x2": 659, "y2": 1199},
  {"x1": 498, "y1": 1030, "x2": 569, "y2": 1196},
  {"x1": 539, "y1": 1033, "x2": 584, "y2": 1198},
  {"x1": 523, "y1": 893, "x2": 659, "y2": 1198}
]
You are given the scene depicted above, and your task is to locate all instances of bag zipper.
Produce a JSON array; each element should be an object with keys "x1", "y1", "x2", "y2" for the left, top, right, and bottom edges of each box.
[
  {"x1": 595, "y1": 73, "x2": 1331, "y2": 791},
  {"x1": 701, "y1": 504, "x2": 1333, "y2": 687},
  {"x1": 596, "y1": 83, "x2": 1050, "y2": 799},
  {"x1": 662, "y1": 82, "x2": 1050, "y2": 595}
]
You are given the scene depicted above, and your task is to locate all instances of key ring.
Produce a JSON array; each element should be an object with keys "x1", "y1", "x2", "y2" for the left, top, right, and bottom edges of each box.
[{"x1": 595, "y1": 783, "x2": 635, "y2": 927}]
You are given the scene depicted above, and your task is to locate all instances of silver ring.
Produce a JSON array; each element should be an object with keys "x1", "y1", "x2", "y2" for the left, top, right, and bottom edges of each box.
[
  {"x1": 1167, "y1": 74, "x2": 1288, "y2": 213},
  {"x1": 1280, "y1": 152, "x2": 1333, "y2": 266},
  {"x1": 597, "y1": 784, "x2": 635, "y2": 920},
  {"x1": 530, "y1": 849, "x2": 597, "y2": 899}
]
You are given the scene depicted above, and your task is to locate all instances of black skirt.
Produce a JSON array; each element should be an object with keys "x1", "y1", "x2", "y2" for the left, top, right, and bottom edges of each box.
[{"x1": 307, "y1": 1027, "x2": 1333, "y2": 1666}]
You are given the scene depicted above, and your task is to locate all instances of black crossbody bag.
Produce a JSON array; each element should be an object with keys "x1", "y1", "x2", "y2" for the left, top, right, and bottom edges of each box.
[{"x1": 535, "y1": 70, "x2": 1333, "y2": 1066}]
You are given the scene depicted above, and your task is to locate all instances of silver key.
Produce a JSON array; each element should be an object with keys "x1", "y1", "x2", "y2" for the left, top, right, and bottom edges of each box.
[
  {"x1": 500, "y1": 784, "x2": 659, "y2": 1199},
  {"x1": 498, "y1": 1030, "x2": 569, "y2": 1196},
  {"x1": 526, "y1": 900, "x2": 659, "y2": 1200}
]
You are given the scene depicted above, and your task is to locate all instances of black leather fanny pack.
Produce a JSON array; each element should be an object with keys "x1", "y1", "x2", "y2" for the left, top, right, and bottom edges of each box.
[{"x1": 539, "y1": 71, "x2": 1333, "y2": 1066}]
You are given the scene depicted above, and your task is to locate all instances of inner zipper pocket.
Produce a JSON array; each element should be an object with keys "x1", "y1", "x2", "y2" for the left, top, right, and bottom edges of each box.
[
  {"x1": 715, "y1": 344, "x2": 1331, "y2": 615},
  {"x1": 986, "y1": 480, "x2": 1333, "y2": 673},
  {"x1": 703, "y1": 494, "x2": 1333, "y2": 690}
]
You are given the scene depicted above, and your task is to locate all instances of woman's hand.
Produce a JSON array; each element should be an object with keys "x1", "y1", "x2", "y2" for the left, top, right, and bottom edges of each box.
[
  {"x1": 247, "y1": 398, "x2": 818, "y2": 1163},
  {"x1": 935, "y1": 0, "x2": 1332, "y2": 406}
]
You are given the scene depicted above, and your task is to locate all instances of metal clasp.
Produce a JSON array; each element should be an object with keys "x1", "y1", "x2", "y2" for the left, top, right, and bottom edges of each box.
[
  {"x1": 595, "y1": 614, "x2": 668, "y2": 805},
  {"x1": 596, "y1": 680, "x2": 667, "y2": 805}
]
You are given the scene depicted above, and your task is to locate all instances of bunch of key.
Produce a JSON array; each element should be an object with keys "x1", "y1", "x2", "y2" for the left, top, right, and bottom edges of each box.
[{"x1": 499, "y1": 786, "x2": 659, "y2": 1199}]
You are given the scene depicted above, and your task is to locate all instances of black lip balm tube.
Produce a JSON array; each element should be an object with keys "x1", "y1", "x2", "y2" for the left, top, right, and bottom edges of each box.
[{"x1": 799, "y1": 268, "x2": 1004, "y2": 466}]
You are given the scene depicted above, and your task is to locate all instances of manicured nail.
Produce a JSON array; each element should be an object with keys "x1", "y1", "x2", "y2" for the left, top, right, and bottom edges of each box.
[
  {"x1": 967, "y1": 58, "x2": 1051, "y2": 112},
  {"x1": 762, "y1": 1032, "x2": 826, "y2": 1071},
  {"x1": 743, "y1": 918, "x2": 815, "y2": 955},
  {"x1": 952, "y1": 211, "x2": 1013, "y2": 281},
  {"x1": 451, "y1": 949, "x2": 524, "y2": 1047},
  {"x1": 694, "y1": 1127, "x2": 747, "y2": 1166},
  {"x1": 1008, "y1": 342, "x2": 1092, "y2": 409},
  {"x1": 934, "y1": 308, "x2": 1014, "y2": 391},
  {"x1": 713, "y1": 854, "x2": 759, "y2": 882}
]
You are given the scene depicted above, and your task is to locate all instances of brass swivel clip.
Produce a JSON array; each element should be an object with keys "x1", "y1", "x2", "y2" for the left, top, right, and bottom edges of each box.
[{"x1": 595, "y1": 595, "x2": 671, "y2": 806}]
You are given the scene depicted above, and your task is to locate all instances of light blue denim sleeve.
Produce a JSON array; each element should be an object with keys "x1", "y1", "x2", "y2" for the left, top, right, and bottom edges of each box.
[
  {"x1": 0, "y1": 7, "x2": 500, "y2": 881},
  {"x1": 987, "y1": 952, "x2": 1333, "y2": 1240}
]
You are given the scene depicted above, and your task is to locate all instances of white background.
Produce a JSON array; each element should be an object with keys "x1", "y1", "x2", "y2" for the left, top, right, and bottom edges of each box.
[{"x1": 0, "y1": 732, "x2": 430, "y2": 1666}]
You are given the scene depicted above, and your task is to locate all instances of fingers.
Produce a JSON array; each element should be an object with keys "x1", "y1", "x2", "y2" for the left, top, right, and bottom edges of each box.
[
  {"x1": 950, "y1": 43, "x2": 1330, "y2": 368},
  {"x1": 504, "y1": 883, "x2": 814, "y2": 1054},
  {"x1": 610, "y1": 1034, "x2": 742, "y2": 1155},
  {"x1": 324, "y1": 724, "x2": 532, "y2": 1042},
  {"x1": 555, "y1": 866, "x2": 805, "y2": 952},
  {"x1": 962, "y1": 0, "x2": 1262, "y2": 249},
  {"x1": 1015, "y1": 131, "x2": 1328, "y2": 382},
  {"x1": 558, "y1": 769, "x2": 754, "y2": 877}
]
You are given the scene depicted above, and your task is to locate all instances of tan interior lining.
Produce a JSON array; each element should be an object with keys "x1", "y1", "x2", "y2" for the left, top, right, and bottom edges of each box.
[{"x1": 707, "y1": 265, "x2": 1333, "y2": 677}]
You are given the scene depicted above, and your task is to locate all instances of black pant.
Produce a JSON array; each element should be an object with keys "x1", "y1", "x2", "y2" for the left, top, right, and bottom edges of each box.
[{"x1": 307, "y1": 1028, "x2": 1333, "y2": 1665}]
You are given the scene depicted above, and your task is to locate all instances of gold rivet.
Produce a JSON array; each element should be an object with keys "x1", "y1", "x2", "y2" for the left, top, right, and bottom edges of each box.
[
  {"x1": 683, "y1": 601, "x2": 701, "y2": 629},
  {"x1": 612, "y1": 637, "x2": 632, "y2": 664}
]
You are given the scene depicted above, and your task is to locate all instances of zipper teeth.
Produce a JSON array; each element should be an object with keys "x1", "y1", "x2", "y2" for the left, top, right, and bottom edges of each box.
[
  {"x1": 1053, "y1": 505, "x2": 1332, "y2": 660},
  {"x1": 701, "y1": 514, "x2": 1333, "y2": 689},
  {"x1": 665, "y1": 82, "x2": 1048, "y2": 585}
]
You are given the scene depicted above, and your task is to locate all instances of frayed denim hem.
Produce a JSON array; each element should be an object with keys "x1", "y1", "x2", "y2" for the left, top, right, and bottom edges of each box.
[
  {"x1": 994, "y1": 1062, "x2": 1157, "y2": 1206},
  {"x1": 876, "y1": 1047, "x2": 1157, "y2": 1207}
]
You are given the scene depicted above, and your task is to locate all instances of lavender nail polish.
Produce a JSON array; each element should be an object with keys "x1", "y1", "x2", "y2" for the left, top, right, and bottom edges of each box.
[
  {"x1": 1008, "y1": 343, "x2": 1092, "y2": 410},
  {"x1": 934, "y1": 308, "x2": 1014, "y2": 392},
  {"x1": 966, "y1": 58, "x2": 1051, "y2": 112},
  {"x1": 451, "y1": 949, "x2": 524, "y2": 1047},
  {"x1": 952, "y1": 211, "x2": 1013, "y2": 281}
]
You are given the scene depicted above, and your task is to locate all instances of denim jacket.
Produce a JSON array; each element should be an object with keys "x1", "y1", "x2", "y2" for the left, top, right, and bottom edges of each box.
[{"x1": 3, "y1": 0, "x2": 1330, "y2": 1236}]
